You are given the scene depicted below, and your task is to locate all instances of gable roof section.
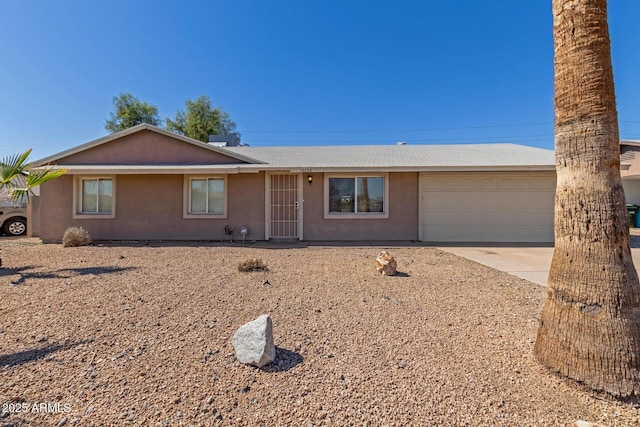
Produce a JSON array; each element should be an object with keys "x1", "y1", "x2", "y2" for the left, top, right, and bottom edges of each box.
[
  {"x1": 223, "y1": 143, "x2": 555, "y2": 171},
  {"x1": 33, "y1": 123, "x2": 264, "y2": 166}
]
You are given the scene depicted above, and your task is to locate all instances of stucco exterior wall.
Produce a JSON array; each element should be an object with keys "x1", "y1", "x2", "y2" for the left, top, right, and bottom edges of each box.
[
  {"x1": 302, "y1": 172, "x2": 419, "y2": 241},
  {"x1": 38, "y1": 173, "x2": 265, "y2": 242},
  {"x1": 56, "y1": 130, "x2": 244, "y2": 165},
  {"x1": 39, "y1": 175, "x2": 73, "y2": 241},
  {"x1": 27, "y1": 195, "x2": 40, "y2": 237},
  {"x1": 623, "y1": 179, "x2": 640, "y2": 207},
  {"x1": 621, "y1": 145, "x2": 640, "y2": 207}
]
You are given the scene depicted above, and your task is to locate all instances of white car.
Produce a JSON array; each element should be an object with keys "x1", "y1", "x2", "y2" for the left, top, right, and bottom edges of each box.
[{"x1": 0, "y1": 196, "x2": 27, "y2": 236}]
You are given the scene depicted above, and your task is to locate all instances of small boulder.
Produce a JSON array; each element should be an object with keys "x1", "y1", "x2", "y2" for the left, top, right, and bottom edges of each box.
[
  {"x1": 375, "y1": 251, "x2": 397, "y2": 276},
  {"x1": 232, "y1": 314, "x2": 276, "y2": 368}
]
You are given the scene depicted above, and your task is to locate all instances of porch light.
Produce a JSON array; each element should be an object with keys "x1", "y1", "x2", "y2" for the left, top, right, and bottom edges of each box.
[{"x1": 307, "y1": 175, "x2": 313, "y2": 185}]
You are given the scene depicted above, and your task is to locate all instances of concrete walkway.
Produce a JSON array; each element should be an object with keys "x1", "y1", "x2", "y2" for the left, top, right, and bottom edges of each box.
[
  {"x1": 440, "y1": 247, "x2": 553, "y2": 286},
  {"x1": 441, "y1": 246, "x2": 640, "y2": 287}
]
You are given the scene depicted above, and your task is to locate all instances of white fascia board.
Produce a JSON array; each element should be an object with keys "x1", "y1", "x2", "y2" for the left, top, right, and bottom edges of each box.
[
  {"x1": 36, "y1": 164, "x2": 556, "y2": 175},
  {"x1": 414, "y1": 165, "x2": 557, "y2": 172},
  {"x1": 282, "y1": 165, "x2": 556, "y2": 173},
  {"x1": 34, "y1": 165, "x2": 241, "y2": 174}
]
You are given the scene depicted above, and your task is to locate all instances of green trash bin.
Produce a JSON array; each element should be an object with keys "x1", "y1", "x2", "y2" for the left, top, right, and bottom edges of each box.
[{"x1": 627, "y1": 205, "x2": 639, "y2": 228}]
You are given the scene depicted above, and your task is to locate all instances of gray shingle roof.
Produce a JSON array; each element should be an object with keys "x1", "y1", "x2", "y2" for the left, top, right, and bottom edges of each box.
[
  {"x1": 33, "y1": 124, "x2": 556, "y2": 173},
  {"x1": 224, "y1": 143, "x2": 555, "y2": 170}
]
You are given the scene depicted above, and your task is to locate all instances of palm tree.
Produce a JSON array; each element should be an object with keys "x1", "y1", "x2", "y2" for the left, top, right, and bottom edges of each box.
[
  {"x1": 0, "y1": 149, "x2": 65, "y2": 202},
  {"x1": 534, "y1": 0, "x2": 640, "y2": 397}
]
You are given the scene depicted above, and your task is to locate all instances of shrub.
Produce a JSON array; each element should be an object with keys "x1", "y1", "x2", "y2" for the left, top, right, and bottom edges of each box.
[
  {"x1": 238, "y1": 258, "x2": 268, "y2": 272},
  {"x1": 62, "y1": 227, "x2": 92, "y2": 248}
]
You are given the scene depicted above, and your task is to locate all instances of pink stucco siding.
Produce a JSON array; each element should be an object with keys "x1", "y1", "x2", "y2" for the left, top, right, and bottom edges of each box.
[
  {"x1": 38, "y1": 173, "x2": 266, "y2": 242},
  {"x1": 56, "y1": 130, "x2": 245, "y2": 165},
  {"x1": 302, "y1": 172, "x2": 419, "y2": 241},
  {"x1": 35, "y1": 128, "x2": 423, "y2": 242},
  {"x1": 27, "y1": 195, "x2": 40, "y2": 237},
  {"x1": 38, "y1": 171, "x2": 418, "y2": 242}
]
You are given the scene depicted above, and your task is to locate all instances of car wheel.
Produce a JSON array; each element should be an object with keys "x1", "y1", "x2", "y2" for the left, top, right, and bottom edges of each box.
[{"x1": 4, "y1": 218, "x2": 26, "y2": 236}]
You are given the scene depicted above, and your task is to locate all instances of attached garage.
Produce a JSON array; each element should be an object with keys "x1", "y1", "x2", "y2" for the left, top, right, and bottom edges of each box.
[{"x1": 419, "y1": 172, "x2": 556, "y2": 243}]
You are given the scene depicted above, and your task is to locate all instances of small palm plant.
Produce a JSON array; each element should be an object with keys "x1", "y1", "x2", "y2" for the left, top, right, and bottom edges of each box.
[{"x1": 0, "y1": 149, "x2": 65, "y2": 202}]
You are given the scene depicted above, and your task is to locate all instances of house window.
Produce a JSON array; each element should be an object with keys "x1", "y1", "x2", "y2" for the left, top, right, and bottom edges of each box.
[
  {"x1": 185, "y1": 176, "x2": 227, "y2": 217},
  {"x1": 325, "y1": 174, "x2": 388, "y2": 218},
  {"x1": 81, "y1": 178, "x2": 113, "y2": 214},
  {"x1": 74, "y1": 177, "x2": 115, "y2": 218}
]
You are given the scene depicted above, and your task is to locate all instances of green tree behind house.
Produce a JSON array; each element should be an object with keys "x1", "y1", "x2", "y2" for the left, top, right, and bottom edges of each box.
[
  {"x1": 166, "y1": 95, "x2": 239, "y2": 143},
  {"x1": 105, "y1": 93, "x2": 161, "y2": 133}
]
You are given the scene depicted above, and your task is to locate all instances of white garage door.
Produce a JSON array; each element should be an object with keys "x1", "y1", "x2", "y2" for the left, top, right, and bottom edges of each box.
[{"x1": 419, "y1": 172, "x2": 555, "y2": 243}]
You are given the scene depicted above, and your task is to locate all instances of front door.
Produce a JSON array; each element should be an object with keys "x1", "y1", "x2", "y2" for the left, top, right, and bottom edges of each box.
[{"x1": 268, "y1": 174, "x2": 300, "y2": 239}]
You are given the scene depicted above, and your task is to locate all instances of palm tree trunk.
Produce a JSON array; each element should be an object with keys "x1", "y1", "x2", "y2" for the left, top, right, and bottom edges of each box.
[{"x1": 534, "y1": 0, "x2": 640, "y2": 397}]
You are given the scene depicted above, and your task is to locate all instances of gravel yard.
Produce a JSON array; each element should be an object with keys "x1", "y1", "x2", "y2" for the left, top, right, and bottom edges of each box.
[{"x1": 1, "y1": 238, "x2": 639, "y2": 426}]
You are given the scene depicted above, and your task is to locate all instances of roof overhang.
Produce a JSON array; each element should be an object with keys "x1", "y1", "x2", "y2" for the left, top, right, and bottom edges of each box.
[
  {"x1": 280, "y1": 165, "x2": 557, "y2": 173},
  {"x1": 621, "y1": 140, "x2": 640, "y2": 147},
  {"x1": 37, "y1": 164, "x2": 557, "y2": 174},
  {"x1": 34, "y1": 165, "x2": 261, "y2": 175}
]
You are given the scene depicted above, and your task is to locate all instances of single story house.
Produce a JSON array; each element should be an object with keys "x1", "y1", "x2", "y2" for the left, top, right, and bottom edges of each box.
[
  {"x1": 621, "y1": 140, "x2": 640, "y2": 209},
  {"x1": 23, "y1": 122, "x2": 581, "y2": 244}
]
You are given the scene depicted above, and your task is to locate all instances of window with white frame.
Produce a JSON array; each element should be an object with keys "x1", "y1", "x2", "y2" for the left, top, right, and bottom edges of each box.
[
  {"x1": 186, "y1": 176, "x2": 226, "y2": 216},
  {"x1": 77, "y1": 177, "x2": 114, "y2": 216},
  {"x1": 326, "y1": 174, "x2": 387, "y2": 218}
]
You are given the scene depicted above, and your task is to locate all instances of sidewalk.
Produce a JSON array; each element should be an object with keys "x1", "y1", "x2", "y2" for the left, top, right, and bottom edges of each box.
[{"x1": 440, "y1": 247, "x2": 553, "y2": 286}]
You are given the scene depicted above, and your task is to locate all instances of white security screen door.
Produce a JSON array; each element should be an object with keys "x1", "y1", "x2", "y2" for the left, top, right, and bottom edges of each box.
[{"x1": 269, "y1": 174, "x2": 300, "y2": 239}]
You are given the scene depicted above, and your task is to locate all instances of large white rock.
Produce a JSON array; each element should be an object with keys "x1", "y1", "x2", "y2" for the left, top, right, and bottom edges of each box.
[{"x1": 232, "y1": 314, "x2": 276, "y2": 368}]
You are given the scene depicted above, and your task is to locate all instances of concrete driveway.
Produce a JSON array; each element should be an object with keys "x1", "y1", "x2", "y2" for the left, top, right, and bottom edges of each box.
[{"x1": 441, "y1": 245, "x2": 640, "y2": 287}]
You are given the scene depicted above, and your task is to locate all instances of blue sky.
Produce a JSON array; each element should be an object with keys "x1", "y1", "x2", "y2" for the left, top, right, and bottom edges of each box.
[{"x1": 1, "y1": 0, "x2": 639, "y2": 161}]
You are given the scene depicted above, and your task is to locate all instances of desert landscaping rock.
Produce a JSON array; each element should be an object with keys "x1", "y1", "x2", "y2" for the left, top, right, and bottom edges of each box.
[
  {"x1": 232, "y1": 314, "x2": 276, "y2": 368},
  {"x1": 375, "y1": 250, "x2": 397, "y2": 276},
  {"x1": 0, "y1": 237, "x2": 639, "y2": 425}
]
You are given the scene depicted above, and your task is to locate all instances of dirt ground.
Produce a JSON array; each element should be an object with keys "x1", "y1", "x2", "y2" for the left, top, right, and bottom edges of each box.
[{"x1": 1, "y1": 238, "x2": 639, "y2": 426}]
